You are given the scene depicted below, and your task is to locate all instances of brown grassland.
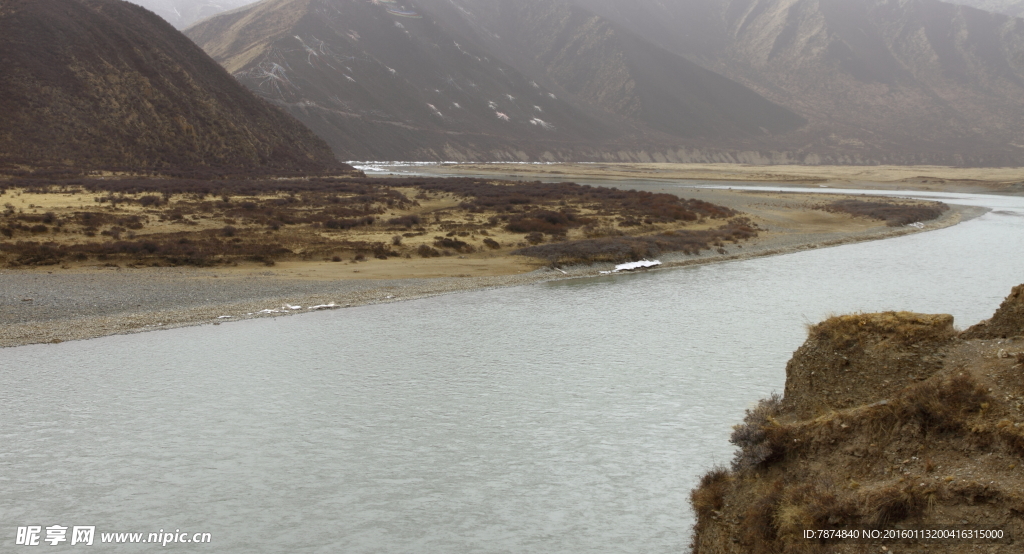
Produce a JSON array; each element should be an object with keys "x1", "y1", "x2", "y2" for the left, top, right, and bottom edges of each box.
[
  {"x1": 0, "y1": 175, "x2": 957, "y2": 272},
  {"x1": 0, "y1": 175, "x2": 758, "y2": 269}
]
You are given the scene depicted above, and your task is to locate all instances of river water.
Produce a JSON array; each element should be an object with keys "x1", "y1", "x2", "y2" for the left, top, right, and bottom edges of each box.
[{"x1": 2, "y1": 185, "x2": 1023, "y2": 552}]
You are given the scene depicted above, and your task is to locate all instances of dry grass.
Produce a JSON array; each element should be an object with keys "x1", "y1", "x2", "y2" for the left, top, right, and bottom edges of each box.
[
  {"x1": 807, "y1": 312, "x2": 956, "y2": 350},
  {"x1": 0, "y1": 175, "x2": 746, "y2": 268},
  {"x1": 691, "y1": 466, "x2": 731, "y2": 519},
  {"x1": 514, "y1": 219, "x2": 759, "y2": 265},
  {"x1": 692, "y1": 294, "x2": 1024, "y2": 553},
  {"x1": 820, "y1": 199, "x2": 949, "y2": 226}
]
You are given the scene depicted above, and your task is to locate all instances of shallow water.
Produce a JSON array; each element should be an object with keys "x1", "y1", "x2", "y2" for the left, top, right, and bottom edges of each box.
[{"x1": 2, "y1": 187, "x2": 1024, "y2": 552}]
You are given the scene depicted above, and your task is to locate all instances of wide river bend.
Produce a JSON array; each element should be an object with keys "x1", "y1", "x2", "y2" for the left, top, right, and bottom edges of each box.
[{"x1": 2, "y1": 184, "x2": 1023, "y2": 552}]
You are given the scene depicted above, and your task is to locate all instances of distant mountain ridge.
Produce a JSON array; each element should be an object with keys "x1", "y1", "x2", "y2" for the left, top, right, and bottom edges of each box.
[
  {"x1": 175, "y1": 0, "x2": 1024, "y2": 164},
  {"x1": 952, "y1": 0, "x2": 1024, "y2": 18},
  {"x1": 0, "y1": 0, "x2": 342, "y2": 171},
  {"x1": 568, "y1": 0, "x2": 1024, "y2": 165},
  {"x1": 185, "y1": 0, "x2": 808, "y2": 162},
  {"x1": 418, "y1": 0, "x2": 806, "y2": 141}
]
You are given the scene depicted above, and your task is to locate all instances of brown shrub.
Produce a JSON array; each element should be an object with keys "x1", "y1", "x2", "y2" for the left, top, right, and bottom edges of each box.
[
  {"x1": 387, "y1": 214, "x2": 421, "y2": 228},
  {"x1": 822, "y1": 199, "x2": 949, "y2": 226},
  {"x1": 513, "y1": 219, "x2": 758, "y2": 265},
  {"x1": 417, "y1": 244, "x2": 441, "y2": 258},
  {"x1": 690, "y1": 466, "x2": 730, "y2": 519},
  {"x1": 506, "y1": 210, "x2": 585, "y2": 235},
  {"x1": 864, "y1": 485, "x2": 925, "y2": 527},
  {"x1": 433, "y1": 237, "x2": 474, "y2": 253},
  {"x1": 888, "y1": 374, "x2": 990, "y2": 433},
  {"x1": 740, "y1": 480, "x2": 784, "y2": 551},
  {"x1": 730, "y1": 393, "x2": 784, "y2": 471}
]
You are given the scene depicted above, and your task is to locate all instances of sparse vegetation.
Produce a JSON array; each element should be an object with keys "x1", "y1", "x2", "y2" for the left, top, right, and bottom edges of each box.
[
  {"x1": 821, "y1": 199, "x2": 949, "y2": 226},
  {"x1": 0, "y1": 176, "x2": 749, "y2": 268},
  {"x1": 691, "y1": 289, "x2": 1024, "y2": 554},
  {"x1": 730, "y1": 393, "x2": 783, "y2": 471},
  {"x1": 513, "y1": 219, "x2": 758, "y2": 265}
]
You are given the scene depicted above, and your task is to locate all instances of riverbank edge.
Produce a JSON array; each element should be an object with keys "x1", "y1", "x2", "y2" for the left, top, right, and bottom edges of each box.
[{"x1": 1, "y1": 201, "x2": 985, "y2": 349}]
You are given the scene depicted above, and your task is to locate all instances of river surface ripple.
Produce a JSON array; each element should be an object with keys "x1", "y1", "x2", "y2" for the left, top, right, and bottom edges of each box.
[{"x1": 2, "y1": 186, "x2": 1024, "y2": 552}]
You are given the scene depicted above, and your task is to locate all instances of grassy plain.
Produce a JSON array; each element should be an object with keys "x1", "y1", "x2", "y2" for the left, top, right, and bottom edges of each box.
[
  {"x1": 407, "y1": 162, "x2": 1024, "y2": 193},
  {"x1": 0, "y1": 176, "x2": 754, "y2": 271},
  {"x1": 0, "y1": 170, "x2": 967, "y2": 347}
]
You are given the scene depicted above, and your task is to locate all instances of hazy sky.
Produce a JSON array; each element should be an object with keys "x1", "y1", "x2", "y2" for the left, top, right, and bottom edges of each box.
[
  {"x1": 131, "y1": 0, "x2": 1024, "y2": 30},
  {"x1": 127, "y1": 0, "x2": 259, "y2": 28}
]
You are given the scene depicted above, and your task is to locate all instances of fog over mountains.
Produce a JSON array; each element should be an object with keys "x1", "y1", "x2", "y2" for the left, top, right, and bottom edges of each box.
[
  {"x1": 121, "y1": 0, "x2": 1024, "y2": 164},
  {"x1": 954, "y1": 0, "x2": 1024, "y2": 18},
  {"x1": 566, "y1": 0, "x2": 1024, "y2": 164},
  {"x1": 186, "y1": 0, "x2": 812, "y2": 161}
]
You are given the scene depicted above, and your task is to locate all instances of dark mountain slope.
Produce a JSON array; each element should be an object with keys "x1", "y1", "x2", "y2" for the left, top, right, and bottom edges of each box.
[
  {"x1": 0, "y1": 0, "x2": 341, "y2": 171},
  {"x1": 187, "y1": 0, "x2": 805, "y2": 161},
  {"x1": 419, "y1": 0, "x2": 805, "y2": 141},
  {"x1": 187, "y1": 0, "x2": 630, "y2": 161}
]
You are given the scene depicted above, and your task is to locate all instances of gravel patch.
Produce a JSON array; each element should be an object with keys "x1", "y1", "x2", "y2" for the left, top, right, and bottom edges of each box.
[{"x1": 0, "y1": 204, "x2": 982, "y2": 348}]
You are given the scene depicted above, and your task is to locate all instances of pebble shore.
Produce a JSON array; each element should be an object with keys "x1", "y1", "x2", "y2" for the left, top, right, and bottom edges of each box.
[{"x1": 1, "y1": 205, "x2": 981, "y2": 348}]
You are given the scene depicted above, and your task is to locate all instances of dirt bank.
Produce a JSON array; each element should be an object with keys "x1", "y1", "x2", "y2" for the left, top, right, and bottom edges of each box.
[{"x1": 690, "y1": 286, "x2": 1024, "y2": 554}]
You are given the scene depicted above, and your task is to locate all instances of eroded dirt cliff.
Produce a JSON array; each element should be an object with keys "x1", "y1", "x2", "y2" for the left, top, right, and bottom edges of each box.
[{"x1": 691, "y1": 286, "x2": 1024, "y2": 553}]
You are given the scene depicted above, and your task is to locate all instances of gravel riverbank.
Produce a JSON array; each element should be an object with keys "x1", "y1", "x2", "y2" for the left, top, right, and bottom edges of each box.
[{"x1": 0, "y1": 201, "x2": 983, "y2": 348}]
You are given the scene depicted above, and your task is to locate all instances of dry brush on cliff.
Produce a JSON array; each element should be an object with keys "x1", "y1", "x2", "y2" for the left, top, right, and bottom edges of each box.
[{"x1": 691, "y1": 286, "x2": 1024, "y2": 554}]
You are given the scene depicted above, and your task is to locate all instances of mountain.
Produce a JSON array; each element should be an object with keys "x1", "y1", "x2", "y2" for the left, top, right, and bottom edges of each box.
[
  {"x1": 569, "y1": 0, "x2": 1024, "y2": 165},
  {"x1": 951, "y1": 0, "x2": 1024, "y2": 18},
  {"x1": 0, "y1": 0, "x2": 342, "y2": 172},
  {"x1": 417, "y1": 0, "x2": 806, "y2": 145},
  {"x1": 186, "y1": 0, "x2": 1024, "y2": 164},
  {"x1": 126, "y1": 0, "x2": 257, "y2": 29},
  {"x1": 185, "y1": 0, "x2": 806, "y2": 162}
]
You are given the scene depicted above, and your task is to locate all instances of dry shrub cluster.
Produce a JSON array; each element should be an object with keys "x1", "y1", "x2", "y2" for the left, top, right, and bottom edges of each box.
[
  {"x1": 506, "y1": 210, "x2": 588, "y2": 235},
  {"x1": 690, "y1": 466, "x2": 730, "y2": 520},
  {"x1": 821, "y1": 199, "x2": 949, "y2": 226},
  {"x1": 693, "y1": 373, "x2": 1003, "y2": 553},
  {"x1": 416, "y1": 179, "x2": 736, "y2": 222},
  {"x1": 1, "y1": 235, "x2": 293, "y2": 267},
  {"x1": 432, "y1": 237, "x2": 475, "y2": 253},
  {"x1": 730, "y1": 394, "x2": 784, "y2": 471},
  {"x1": 513, "y1": 219, "x2": 758, "y2": 264},
  {"x1": 884, "y1": 373, "x2": 991, "y2": 433}
]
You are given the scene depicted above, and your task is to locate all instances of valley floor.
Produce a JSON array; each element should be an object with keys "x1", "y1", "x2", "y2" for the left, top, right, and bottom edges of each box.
[
  {"x1": 0, "y1": 183, "x2": 984, "y2": 348},
  {"x1": 406, "y1": 162, "x2": 1024, "y2": 194}
]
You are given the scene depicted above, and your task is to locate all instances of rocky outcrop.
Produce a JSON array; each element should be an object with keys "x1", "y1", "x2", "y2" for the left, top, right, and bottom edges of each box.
[
  {"x1": 691, "y1": 286, "x2": 1024, "y2": 554},
  {"x1": 782, "y1": 312, "x2": 956, "y2": 419},
  {"x1": 963, "y1": 284, "x2": 1024, "y2": 339}
]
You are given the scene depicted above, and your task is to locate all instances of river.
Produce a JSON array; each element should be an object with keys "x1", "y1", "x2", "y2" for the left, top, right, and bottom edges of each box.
[{"x1": 2, "y1": 183, "x2": 1023, "y2": 552}]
